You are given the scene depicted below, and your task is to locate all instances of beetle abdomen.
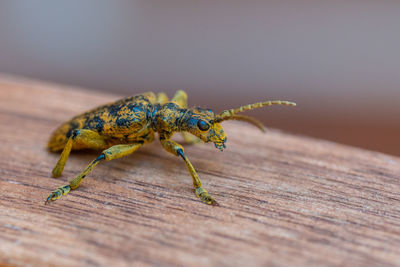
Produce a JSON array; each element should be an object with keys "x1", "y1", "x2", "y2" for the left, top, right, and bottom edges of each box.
[{"x1": 47, "y1": 93, "x2": 156, "y2": 152}]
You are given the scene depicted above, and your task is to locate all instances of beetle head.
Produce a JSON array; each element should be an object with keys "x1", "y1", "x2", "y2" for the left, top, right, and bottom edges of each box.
[
  {"x1": 181, "y1": 100, "x2": 296, "y2": 151},
  {"x1": 182, "y1": 107, "x2": 227, "y2": 151}
]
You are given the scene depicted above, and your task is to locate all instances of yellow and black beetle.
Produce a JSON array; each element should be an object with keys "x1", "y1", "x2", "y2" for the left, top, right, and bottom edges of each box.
[{"x1": 46, "y1": 90, "x2": 295, "y2": 205}]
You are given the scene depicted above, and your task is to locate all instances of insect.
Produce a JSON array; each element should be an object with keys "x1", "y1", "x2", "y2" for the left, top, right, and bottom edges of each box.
[{"x1": 46, "y1": 90, "x2": 296, "y2": 205}]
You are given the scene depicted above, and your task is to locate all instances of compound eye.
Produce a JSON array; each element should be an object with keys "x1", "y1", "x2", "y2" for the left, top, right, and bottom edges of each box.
[{"x1": 197, "y1": 120, "x2": 210, "y2": 131}]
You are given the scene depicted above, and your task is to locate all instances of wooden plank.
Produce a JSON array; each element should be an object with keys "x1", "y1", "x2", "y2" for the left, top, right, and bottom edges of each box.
[{"x1": 0, "y1": 75, "x2": 399, "y2": 267}]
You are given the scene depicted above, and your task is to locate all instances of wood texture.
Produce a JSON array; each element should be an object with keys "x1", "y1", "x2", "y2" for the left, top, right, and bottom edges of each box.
[{"x1": 0, "y1": 75, "x2": 400, "y2": 267}]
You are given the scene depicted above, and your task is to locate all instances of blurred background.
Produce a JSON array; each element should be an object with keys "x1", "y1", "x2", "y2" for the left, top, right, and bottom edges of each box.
[{"x1": 0, "y1": 0, "x2": 399, "y2": 156}]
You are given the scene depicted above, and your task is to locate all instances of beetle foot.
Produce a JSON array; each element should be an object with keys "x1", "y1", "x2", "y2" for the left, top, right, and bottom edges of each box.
[
  {"x1": 51, "y1": 165, "x2": 63, "y2": 178},
  {"x1": 195, "y1": 187, "x2": 219, "y2": 206},
  {"x1": 45, "y1": 185, "x2": 71, "y2": 204}
]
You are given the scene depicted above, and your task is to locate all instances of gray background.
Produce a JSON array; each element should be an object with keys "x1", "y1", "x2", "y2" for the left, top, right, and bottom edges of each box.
[{"x1": 0, "y1": 0, "x2": 399, "y2": 155}]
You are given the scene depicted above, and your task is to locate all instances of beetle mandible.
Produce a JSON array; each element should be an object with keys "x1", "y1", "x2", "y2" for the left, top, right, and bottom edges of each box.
[{"x1": 46, "y1": 90, "x2": 296, "y2": 205}]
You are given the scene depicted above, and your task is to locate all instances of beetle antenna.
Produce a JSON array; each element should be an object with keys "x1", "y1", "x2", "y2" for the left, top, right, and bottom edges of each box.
[
  {"x1": 228, "y1": 115, "x2": 266, "y2": 132},
  {"x1": 214, "y1": 100, "x2": 296, "y2": 123}
]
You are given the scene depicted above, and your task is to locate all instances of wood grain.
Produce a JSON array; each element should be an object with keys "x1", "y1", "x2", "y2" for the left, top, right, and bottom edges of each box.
[{"x1": 0, "y1": 75, "x2": 399, "y2": 267}]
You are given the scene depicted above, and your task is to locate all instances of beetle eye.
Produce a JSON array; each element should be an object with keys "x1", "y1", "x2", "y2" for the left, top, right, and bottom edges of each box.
[{"x1": 197, "y1": 120, "x2": 210, "y2": 131}]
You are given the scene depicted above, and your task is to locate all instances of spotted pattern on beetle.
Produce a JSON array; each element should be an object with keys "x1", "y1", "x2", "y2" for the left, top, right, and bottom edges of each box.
[{"x1": 46, "y1": 90, "x2": 296, "y2": 205}]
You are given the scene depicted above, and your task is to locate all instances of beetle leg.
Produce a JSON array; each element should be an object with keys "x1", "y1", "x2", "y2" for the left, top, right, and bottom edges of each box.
[
  {"x1": 171, "y1": 90, "x2": 202, "y2": 143},
  {"x1": 181, "y1": 132, "x2": 202, "y2": 144},
  {"x1": 171, "y1": 90, "x2": 188, "y2": 108},
  {"x1": 51, "y1": 129, "x2": 107, "y2": 178},
  {"x1": 156, "y1": 92, "x2": 169, "y2": 104},
  {"x1": 46, "y1": 143, "x2": 143, "y2": 204},
  {"x1": 160, "y1": 138, "x2": 217, "y2": 205}
]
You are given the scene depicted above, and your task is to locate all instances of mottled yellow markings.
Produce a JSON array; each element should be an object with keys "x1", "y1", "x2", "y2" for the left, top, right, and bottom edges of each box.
[{"x1": 46, "y1": 91, "x2": 295, "y2": 205}]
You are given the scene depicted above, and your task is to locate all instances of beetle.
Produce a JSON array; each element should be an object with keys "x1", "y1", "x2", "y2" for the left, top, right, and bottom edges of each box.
[{"x1": 46, "y1": 90, "x2": 296, "y2": 205}]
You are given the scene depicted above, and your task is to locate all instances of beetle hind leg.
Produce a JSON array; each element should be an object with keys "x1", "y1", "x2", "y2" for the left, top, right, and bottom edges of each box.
[
  {"x1": 51, "y1": 129, "x2": 107, "y2": 178},
  {"x1": 46, "y1": 143, "x2": 143, "y2": 204}
]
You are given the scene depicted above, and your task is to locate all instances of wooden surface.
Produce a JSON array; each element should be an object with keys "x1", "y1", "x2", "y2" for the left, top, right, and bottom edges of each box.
[{"x1": 0, "y1": 76, "x2": 400, "y2": 267}]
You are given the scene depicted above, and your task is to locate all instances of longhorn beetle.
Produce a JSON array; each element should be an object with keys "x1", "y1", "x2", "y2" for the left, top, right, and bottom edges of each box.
[{"x1": 46, "y1": 90, "x2": 296, "y2": 205}]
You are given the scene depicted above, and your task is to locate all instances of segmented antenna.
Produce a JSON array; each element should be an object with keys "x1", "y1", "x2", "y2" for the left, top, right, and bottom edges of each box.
[
  {"x1": 228, "y1": 115, "x2": 266, "y2": 132},
  {"x1": 214, "y1": 100, "x2": 296, "y2": 122}
]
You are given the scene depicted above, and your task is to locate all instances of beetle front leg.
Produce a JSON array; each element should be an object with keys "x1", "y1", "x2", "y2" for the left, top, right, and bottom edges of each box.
[
  {"x1": 156, "y1": 92, "x2": 169, "y2": 104},
  {"x1": 160, "y1": 138, "x2": 217, "y2": 205},
  {"x1": 171, "y1": 90, "x2": 188, "y2": 108},
  {"x1": 170, "y1": 90, "x2": 202, "y2": 144},
  {"x1": 181, "y1": 132, "x2": 202, "y2": 145}
]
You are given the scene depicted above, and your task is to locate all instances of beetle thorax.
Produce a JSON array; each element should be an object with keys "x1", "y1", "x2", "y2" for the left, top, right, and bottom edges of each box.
[{"x1": 149, "y1": 103, "x2": 187, "y2": 133}]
